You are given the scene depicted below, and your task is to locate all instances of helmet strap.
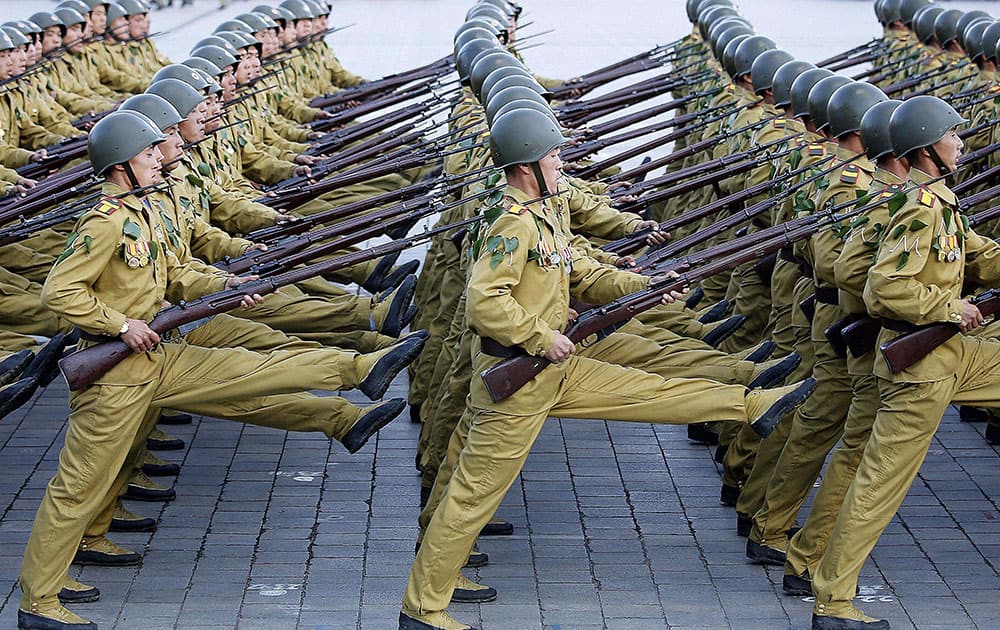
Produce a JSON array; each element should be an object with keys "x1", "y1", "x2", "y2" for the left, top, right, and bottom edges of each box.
[
  {"x1": 530, "y1": 161, "x2": 549, "y2": 196},
  {"x1": 926, "y1": 144, "x2": 951, "y2": 175},
  {"x1": 123, "y1": 162, "x2": 143, "y2": 193}
]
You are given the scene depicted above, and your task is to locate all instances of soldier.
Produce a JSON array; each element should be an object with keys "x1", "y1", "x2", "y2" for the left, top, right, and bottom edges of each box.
[
  {"x1": 808, "y1": 96, "x2": 1000, "y2": 630},
  {"x1": 16, "y1": 111, "x2": 425, "y2": 630},
  {"x1": 783, "y1": 98, "x2": 908, "y2": 597},
  {"x1": 398, "y1": 106, "x2": 816, "y2": 630}
]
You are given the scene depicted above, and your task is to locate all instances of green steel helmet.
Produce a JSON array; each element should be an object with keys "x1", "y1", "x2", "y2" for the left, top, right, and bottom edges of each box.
[
  {"x1": 807, "y1": 75, "x2": 851, "y2": 131},
  {"x1": 29, "y1": 12, "x2": 65, "y2": 32},
  {"x1": 191, "y1": 45, "x2": 238, "y2": 72},
  {"x1": 53, "y1": 8, "x2": 86, "y2": 29},
  {"x1": 84, "y1": 0, "x2": 111, "y2": 7},
  {"x1": 213, "y1": 30, "x2": 255, "y2": 52},
  {"x1": 490, "y1": 107, "x2": 564, "y2": 168},
  {"x1": 789, "y1": 67, "x2": 834, "y2": 118},
  {"x1": 826, "y1": 82, "x2": 888, "y2": 138},
  {"x1": 120, "y1": 93, "x2": 183, "y2": 132},
  {"x1": 956, "y1": 10, "x2": 991, "y2": 40},
  {"x1": 146, "y1": 77, "x2": 206, "y2": 118},
  {"x1": 106, "y1": 2, "x2": 128, "y2": 22},
  {"x1": 913, "y1": 6, "x2": 944, "y2": 44},
  {"x1": 200, "y1": 72, "x2": 223, "y2": 96},
  {"x1": 859, "y1": 99, "x2": 903, "y2": 159},
  {"x1": 469, "y1": 51, "x2": 525, "y2": 96},
  {"x1": 215, "y1": 19, "x2": 252, "y2": 35},
  {"x1": 889, "y1": 95, "x2": 966, "y2": 158},
  {"x1": 192, "y1": 35, "x2": 239, "y2": 57},
  {"x1": 152, "y1": 64, "x2": 211, "y2": 92},
  {"x1": 878, "y1": 0, "x2": 904, "y2": 25},
  {"x1": 708, "y1": 16, "x2": 751, "y2": 46},
  {"x1": 772, "y1": 60, "x2": 816, "y2": 108},
  {"x1": 303, "y1": 1, "x2": 329, "y2": 17},
  {"x1": 982, "y1": 21, "x2": 1000, "y2": 63},
  {"x1": 486, "y1": 86, "x2": 548, "y2": 125},
  {"x1": 733, "y1": 35, "x2": 776, "y2": 80},
  {"x1": 279, "y1": 0, "x2": 315, "y2": 20},
  {"x1": 456, "y1": 38, "x2": 502, "y2": 82},
  {"x1": 254, "y1": 5, "x2": 295, "y2": 26},
  {"x1": 491, "y1": 98, "x2": 558, "y2": 128},
  {"x1": 116, "y1": 0, "x2": 149, "y2": 16},
  {"x1": 721, "y1": 33, "x2": 751, "y2": 77},
  {"x1": 0, "y1": 30, "x2": 13, "y2": 52},
  {"x1": 486, "y1": 73, "x2": 552, "y2": 104},
  {"x1": 88, "y1": 111, "x2": 165, "y2": 177},
  {"x1": 1, "y1": 26, "x2": 29, "y2": 48},
  {"x1": 933, "y1": 9, "x2": 965, "y2": 47},
  {"x1": 57, "y1": 1, "x2": 92, "y2": 16},
  {"x1": 455, "y1": 19, "x2": 503, "y2": 43},
  {"x1": 698, "y1": 6, "x2": 739, "y2": 40},
  {"x1": 4, "y1": 20, "x2": 42, "y2": 39},
  {"x1": 481, "y1": 65, "x2": 532, "y2": 101},
  {"x1": 750, "y1": 49, "x2": 794, "y2": 94},
  {"x1": 466, "y1": 4, "x2": 508, "y2": 25},
  {"x1": 455, "y1": 27, "x2": 498, "y2": 53},
  {"x1": 691, "y1": 0, "x2": 734, "y2": 25},
  {"x1": 183, "y1": 56, "x2": 224, "y2": 80},
  {"x1": 236, "y1": 12, "x2": 277, "y2": 33},
  {"x1": 712, "y1": 23, "x2": 753, "y2": 61},
  {"x1": 961, "y1": 19, "x2": 993, "y2": 58},
  {"x1": 899, "y1": 0, "x2": 932, "y2": 27},
  {"x1": 685, "y1": 0, "x2": 703, "y2": 22}
]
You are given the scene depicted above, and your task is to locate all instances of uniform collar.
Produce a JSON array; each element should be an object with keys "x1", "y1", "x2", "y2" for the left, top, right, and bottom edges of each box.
[
  {"x1": 911, "y1": 167, "x2": 957, "y2": 206},
  {"x1": 872, "y1": 167, "x2": 904, "y2": 186},
  {"x1": 100, "y1": 181, "x2": 144, "y2": 214},
  {"x1": 504, "y1": 182, "x2": 558, "y2": 227}
]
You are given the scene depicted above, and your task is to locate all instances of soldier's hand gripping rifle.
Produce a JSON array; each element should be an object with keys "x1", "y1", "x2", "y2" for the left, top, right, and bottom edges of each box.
[
  {"x1": 57, "y1": 213, "x2": 480, "y2": 391},
  {"x1": 15, "y1": 136, "x2": 90, "y2": 180}
]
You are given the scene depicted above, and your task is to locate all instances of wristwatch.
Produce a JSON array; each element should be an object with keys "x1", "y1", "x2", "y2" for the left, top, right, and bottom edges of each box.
[{"x1": 119, "y1": 321, "x2": 130, "y2": 336}]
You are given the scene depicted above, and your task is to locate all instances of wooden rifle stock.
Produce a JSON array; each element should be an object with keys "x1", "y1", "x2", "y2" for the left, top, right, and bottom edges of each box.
[{"x1": 879, "y1": 289, "x2": 1000, "y2": 374}]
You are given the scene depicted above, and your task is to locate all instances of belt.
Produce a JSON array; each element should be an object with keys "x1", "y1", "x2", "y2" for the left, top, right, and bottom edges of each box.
[
  {"x1": 778, "y1": 246, "x2": 802, "y2": 265},
  {"x1": 814, "y1": 285, "x2": 839, "y2": 305},
  {"x1": 481, "y1": 337, "x2": 524, "y2": 359},
  {"x1": 881, "y1": 318, "x2": 920, "y2": 334},
  {"x1": 78, "y1": 330, "x2": 114, "y2": 343}
]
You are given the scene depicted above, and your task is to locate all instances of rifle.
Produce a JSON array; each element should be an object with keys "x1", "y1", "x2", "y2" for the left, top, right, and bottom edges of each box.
[
  {"x1": 852, "y1": 49, "x2": 928, "y2": 82},
  {"x1": 309, "y1": 78, "x2": 452, "y2": 131},
  {"x1": 817, "y1": 38, "x2": 886, "y2": 68},
  {"x1": 629, "y1": 153, "x2": 854, "y2": 266},
  {"x1": 882, "y1": 61, "x2": 973, "y2": 97},
  {"x1": 578, "y1": 84, "x2": 724, "y2": 140},
  {"x1": 57, "y1": 213, "x2": 484, "y2": 391},
  {"x1": 0, "y1": 173, "x2": 100, "y2": 228},
  {"x1": 305, "y1": 101, "x2": 446, "y2": 156},
  {"x1": 478, "y1": 197, "x2": 855, "y2": 403},
  {"x1": 878, "y1": 288, "x2": 1000, "y2": 374},
  {"x1": 0, "y1": 193, "x2": 97, "y2": 246},
  {"x1": 562, "y1": 96, "x2": 738, "y2": 165},
  {"x1": 605, "y1": 130, "x2": 800, "y2": 202},
  {"x1": 549, "y1": 46, "x2": 700, "y2": 100},
  {"x1": 221, "y1": 181, "x2": 508, "y2": 277},
  {"x1": 71, "y1": 108, "x2": 114, "y2": 130},
  {"x1": 308, "y1": 55, "x2": 453, "y2": 110},
  {"x1": 15, "y1": 137, "x2": 90, "y2": 180},
  {"x1": 553, "y1": 41, "x2": 696, "y2": 95},
  {"x1": 825, "y1": 52, "x2": 878, "y2": 73},
  {"x1": 247, "y1": 166, "x2": 497, "y2": 243}
]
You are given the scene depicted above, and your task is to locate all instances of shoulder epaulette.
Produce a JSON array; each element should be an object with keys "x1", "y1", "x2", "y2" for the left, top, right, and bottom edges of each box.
[
  {"x1": 808, "y1": 143, "x2": 826, "y2": 157},
  {"x1": 94, "y1": 197, "x2": 122, "y2": 216},
  {"x1": 506, "y1": 203, "x2": 528, "y2": 215},
  {"x1": 916, "y1": 187, "x2": 936, "y2": 208},
  {"x1": 772, "y1": 118, "x2": 787, "y2": 129},
  {"x1": 840, "y1": 164, "x2": 860, "y2": 184}
]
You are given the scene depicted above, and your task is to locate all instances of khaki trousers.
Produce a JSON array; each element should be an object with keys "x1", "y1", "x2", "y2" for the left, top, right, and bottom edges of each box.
[
  {"x1": 813, "y1": 335, "x2": 1000, "y2": 607},
  {"x1": 403, "y1": 349, "x2": 749, "y2": 616},
  {"x1": 20, "y1": 340, "x2": 360, "y2": 607}
]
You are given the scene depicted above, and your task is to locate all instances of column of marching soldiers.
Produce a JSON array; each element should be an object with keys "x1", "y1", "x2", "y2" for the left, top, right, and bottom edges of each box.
[{"x1": 0, "y1": 0, "x2": 997, "y2": 628}]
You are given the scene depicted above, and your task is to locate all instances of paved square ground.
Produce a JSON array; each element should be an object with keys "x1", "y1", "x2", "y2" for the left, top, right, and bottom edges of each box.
[{"x1": 4, "y1": 1, "x2": 1000, "y2": 628}]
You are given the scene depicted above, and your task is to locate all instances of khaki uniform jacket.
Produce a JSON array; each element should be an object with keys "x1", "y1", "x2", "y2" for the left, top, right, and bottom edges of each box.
[
  {"x1": 466, "y1": 184, "x2": 648, "y2": 358},
  {"x1": 811, "y1": 150, "x2": 875, "y2": 289},
  {"x1": 864, "y1": 168, "x2": 1000, "y2": 382}
]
